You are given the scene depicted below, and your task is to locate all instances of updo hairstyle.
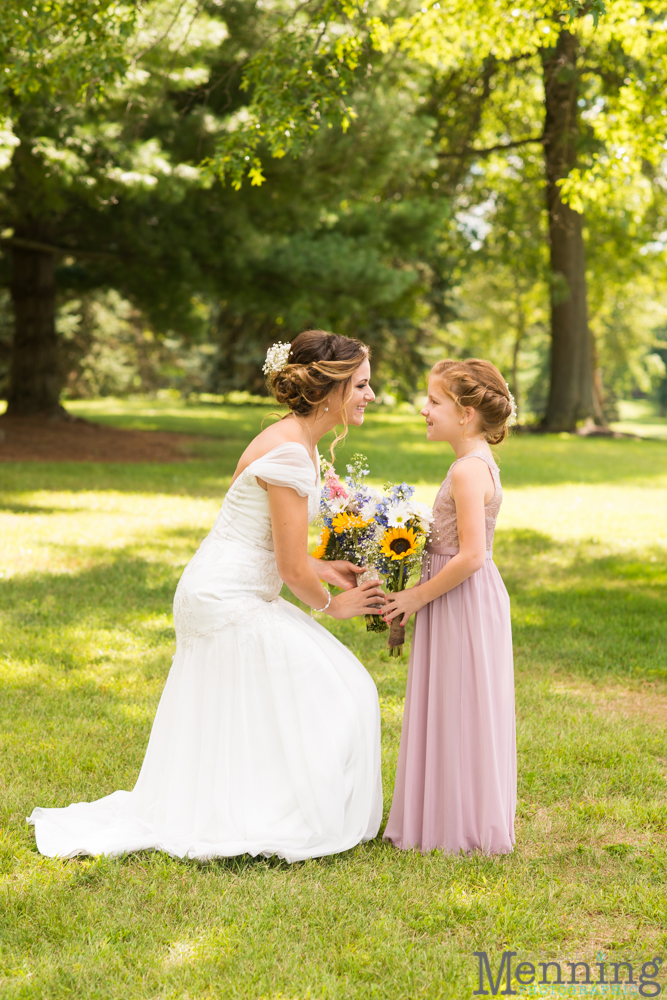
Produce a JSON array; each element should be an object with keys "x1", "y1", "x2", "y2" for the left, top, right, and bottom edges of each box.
[
  {"x1": 430, "y1": 358, "x2": 513, "y2": 445},
  {"x1": 268, "y1": 330, "x2": 370, "y2": 455},
  {"x1": 269, "y1": 330, "x2": 369, "y2": 414}
]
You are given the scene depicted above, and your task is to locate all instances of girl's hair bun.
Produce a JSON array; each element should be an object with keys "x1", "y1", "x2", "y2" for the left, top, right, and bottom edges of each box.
[{"x1": 429, "y1": 358, "x2": 514, "y2": 444}]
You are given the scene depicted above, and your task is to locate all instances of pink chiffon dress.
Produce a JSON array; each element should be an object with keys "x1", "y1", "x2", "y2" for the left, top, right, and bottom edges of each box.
[{"x1": 384, "y1": 450, "x2": 516, "y2": 855}]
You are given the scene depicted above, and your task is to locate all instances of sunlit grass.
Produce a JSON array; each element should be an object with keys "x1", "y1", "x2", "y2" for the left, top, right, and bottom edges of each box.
[
  {"x1": 1, "y1": 400, "x2": 667, "y2": 998},
  {"x1": 611, "y1": 399, "x2": 667, "y2": 441}
]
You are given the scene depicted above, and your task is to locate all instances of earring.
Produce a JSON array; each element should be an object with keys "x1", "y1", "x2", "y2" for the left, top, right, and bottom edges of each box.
[
  {"x1": 459, "y1": 420, "x2": 464, "y2": 425},
  {"x1": 325, "y1": 406, "x2": 328, "y2": 412}
]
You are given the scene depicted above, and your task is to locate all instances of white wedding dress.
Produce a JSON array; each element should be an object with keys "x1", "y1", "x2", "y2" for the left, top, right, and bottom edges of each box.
[{"x1": 29, "y1": 443, "x2": 383, "y2": 861}]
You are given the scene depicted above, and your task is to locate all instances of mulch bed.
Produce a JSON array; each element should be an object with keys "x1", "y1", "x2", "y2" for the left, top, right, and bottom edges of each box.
[{"x1": 0, "y1": 415, "x2": 197, "y2": 463}]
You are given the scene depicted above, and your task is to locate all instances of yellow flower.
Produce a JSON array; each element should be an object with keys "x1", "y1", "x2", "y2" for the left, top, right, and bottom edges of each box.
[
  {"x1": 330, "y1": 512, "x2": 370, "y2": 534},
  {"x1": 380, "y1": 527, "x2": 418, "y2": 561},
  {"x1": 312, "y1": 526, "x2": 331, "y2": 559}
]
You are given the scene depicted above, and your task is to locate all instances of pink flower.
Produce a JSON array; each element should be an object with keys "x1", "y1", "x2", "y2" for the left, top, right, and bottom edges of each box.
[{"x1": 324, "y1": 468, "x2": 348, "y2": 499}]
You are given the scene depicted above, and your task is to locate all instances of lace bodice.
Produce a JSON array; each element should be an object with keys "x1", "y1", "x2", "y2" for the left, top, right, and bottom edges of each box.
[
  {"x1": 430, "y1": 450, "x2": 502, "y2": 552},
  {"x1": 173, "y1": 443, "x2": 320, "y2": 649}
]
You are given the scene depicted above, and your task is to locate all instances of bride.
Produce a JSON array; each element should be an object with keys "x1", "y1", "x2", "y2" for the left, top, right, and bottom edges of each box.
[{"x1": 29, "y1": 330, "x2": 385, "y2": 862}]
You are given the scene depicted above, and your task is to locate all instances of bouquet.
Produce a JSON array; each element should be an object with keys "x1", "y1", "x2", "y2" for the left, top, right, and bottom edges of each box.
[
  {"x1": 313, "y1": 454, "x2": 432, "y2": 657},
  {"x1": 367, "y1": 482, "x2": 433, "y2": 657},
  {"x1": 312, "y1": 455, "x2": 383, "y2": 625}
]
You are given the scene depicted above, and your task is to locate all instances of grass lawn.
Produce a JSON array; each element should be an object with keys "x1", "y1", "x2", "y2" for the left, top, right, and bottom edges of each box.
[
  {"x1": 611, "y1": 400, "x2": 667, "y2": 441},
  {"x1": 1, "y1": 398, "x2": 667, "y2": 999}
]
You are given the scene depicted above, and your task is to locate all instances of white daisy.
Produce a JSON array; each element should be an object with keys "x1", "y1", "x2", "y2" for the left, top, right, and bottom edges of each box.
[
  {"x1": 328, "y1": 496, "x2": 349, "y2": 514},
  {"x1": 386, "y1": 502, "x2": 413, "y2": 528},
  {"x1": 358, "y1": 498, "x2": 380, "y2": 522},
  {"x1": 409, "y1": 500, "x2": 434, "y2": 530}
]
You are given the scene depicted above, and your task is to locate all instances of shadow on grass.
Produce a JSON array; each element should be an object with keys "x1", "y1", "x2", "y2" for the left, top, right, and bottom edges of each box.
[
  {"x1": 3, "y1": 528, "x2": 666, "y2": 832},
  {"x1": 0, "y1": 462, "x2": 234, "y2": 499},
  {"x1": 67, "y1": 403, "x2": 273, "y2": 441},
  {"x1": 0, "y1": 500, "x2": 81, "y2": 515},
  {"x1": 496, "y1": 528, "x2": 667, "y2": 680},
  {"x1": 2, "y1": 407, "x2": 667, "y2": 497},
  {"x1": 59, "y1": 832, "x2": 418, "y2": 877},
  {"x1": 2, "y1": 527, "x2": 665, "y2": 685},
  {"x1": 0, "y1": 556, "x2": 177, "y2": 626},
  {"x1": 341, "y1": 419, "x2": 667, "y2": 488}
]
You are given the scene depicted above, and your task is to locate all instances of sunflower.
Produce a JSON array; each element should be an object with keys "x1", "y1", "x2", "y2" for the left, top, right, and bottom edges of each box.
[
  {"x1": 312, "y1": 526, "x2": 331, "y2": 559},
  {"x1": 330, "y1": 512, "x2": 370, "y2": 535},
  {"x1": 380, "y1": 527, "x2": 418, "y2": 561}
]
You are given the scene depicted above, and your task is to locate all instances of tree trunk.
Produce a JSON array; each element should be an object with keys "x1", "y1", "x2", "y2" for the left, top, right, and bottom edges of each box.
[
  {"x1": 6, "y1": 244, "x2": 65, "y2": 417},
  {"x1": 541, "y1": 29, "x2": 604, "y2": 431}
]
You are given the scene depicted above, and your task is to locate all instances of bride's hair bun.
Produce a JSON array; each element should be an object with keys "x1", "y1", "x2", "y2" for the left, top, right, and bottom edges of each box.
[
  {"x1": 269, "y1": 330, "x2": 369, "y2": 416},
  {"x1": 430, "y1": 358, "x2": 514, "y2": 444}
]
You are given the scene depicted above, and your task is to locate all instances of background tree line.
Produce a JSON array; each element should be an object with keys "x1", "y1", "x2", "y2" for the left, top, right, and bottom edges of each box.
[{"x1": 0, "y1": 0, "x2": 666, "y2": 427}]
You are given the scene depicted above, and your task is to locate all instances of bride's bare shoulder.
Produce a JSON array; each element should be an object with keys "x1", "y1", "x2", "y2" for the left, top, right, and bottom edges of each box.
[{"x1": 231, "y1": 417, "x2": 304, "y2": 484}]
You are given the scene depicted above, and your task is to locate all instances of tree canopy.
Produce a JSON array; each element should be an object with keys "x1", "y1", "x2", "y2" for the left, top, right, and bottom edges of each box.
[{"x1": 1, "y1": 0, "x2": 666, "y2": 424}]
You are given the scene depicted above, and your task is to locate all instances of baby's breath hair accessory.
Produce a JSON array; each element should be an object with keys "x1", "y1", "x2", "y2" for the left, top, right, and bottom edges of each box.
[
  {"x1": 262, "y1": 341, "x2": 291, "y2": 376},
  {"x1": 506, "y1": 383, "x2": 518, "y2": 427}
]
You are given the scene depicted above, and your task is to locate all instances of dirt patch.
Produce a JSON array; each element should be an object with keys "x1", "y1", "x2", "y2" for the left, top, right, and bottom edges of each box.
[
  {"x1": 0, "y1": 415, "x2": 197, "y2": 463},
  {"x1": 596, "y1": 685, "x2": 667, "y2": 727},
  {"x1": 550, "y1": 678, "x2": 667, "y2": 728}
]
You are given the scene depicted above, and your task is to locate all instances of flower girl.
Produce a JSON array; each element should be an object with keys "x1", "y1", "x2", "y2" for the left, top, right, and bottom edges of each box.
[{"x1": 382, "y1": 358, "x2": 516, "y2": 855}]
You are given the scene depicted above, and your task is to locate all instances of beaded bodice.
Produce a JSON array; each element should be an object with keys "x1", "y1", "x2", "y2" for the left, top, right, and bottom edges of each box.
[{"x1": 430, "y1": 450, "x2": 502, "y2": 552}]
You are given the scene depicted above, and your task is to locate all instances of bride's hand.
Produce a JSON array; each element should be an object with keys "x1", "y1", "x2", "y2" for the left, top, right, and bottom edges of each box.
[
  {"x1": 329, "y1": 579, "x2": 386, "y2": 620},
  {"x1": 317, "y1": 559, "x2": 366, "y2": 591}
]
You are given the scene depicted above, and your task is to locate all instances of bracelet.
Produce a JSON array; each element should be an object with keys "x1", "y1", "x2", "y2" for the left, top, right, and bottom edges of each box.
[{"x1": 312, "y1": 588, "x2": 332, "y2": 614}]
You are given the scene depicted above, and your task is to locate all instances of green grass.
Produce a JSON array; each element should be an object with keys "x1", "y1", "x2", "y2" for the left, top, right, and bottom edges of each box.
[
  {"x1": 611, "y1": 399, "x2": 667, "y2": 441},
  {"x1": 1, "y1": 398, "x2": 667, "y2": 999}
]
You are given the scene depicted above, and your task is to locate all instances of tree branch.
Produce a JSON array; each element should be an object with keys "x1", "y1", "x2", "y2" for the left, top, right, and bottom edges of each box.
[
  {"x1": 496, "y1": 52, "x2": 542, "y2": 67},
  {"x1": 438, "y1": 134, "x2": 544, "y2": 160},
  {"x1": 581, "y1": 65, "x2": 625, "y2": 88},
  {"x1": 0, "y1": 237, "x2": 117, "y2": 260}
]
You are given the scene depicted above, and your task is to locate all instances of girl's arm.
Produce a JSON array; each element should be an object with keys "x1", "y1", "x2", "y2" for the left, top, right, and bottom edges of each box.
[
  {"x1": 383, "y1": 459, "x2": 490, "y2": 626},
  {"x1": 269, "y1": 483, "x2": 385, "y2": 619}
]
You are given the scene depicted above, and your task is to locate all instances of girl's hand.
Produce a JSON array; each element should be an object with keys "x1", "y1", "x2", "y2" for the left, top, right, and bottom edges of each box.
[
  {"x1": 316, "y1": 559, "x2": 366, "y2": 591},
  {"x1": 383, "y1": 586, "x2": 424, "y2": 627},
  {"x1": 329, "y1": 580, "x2": 386, "y2": 620}
]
